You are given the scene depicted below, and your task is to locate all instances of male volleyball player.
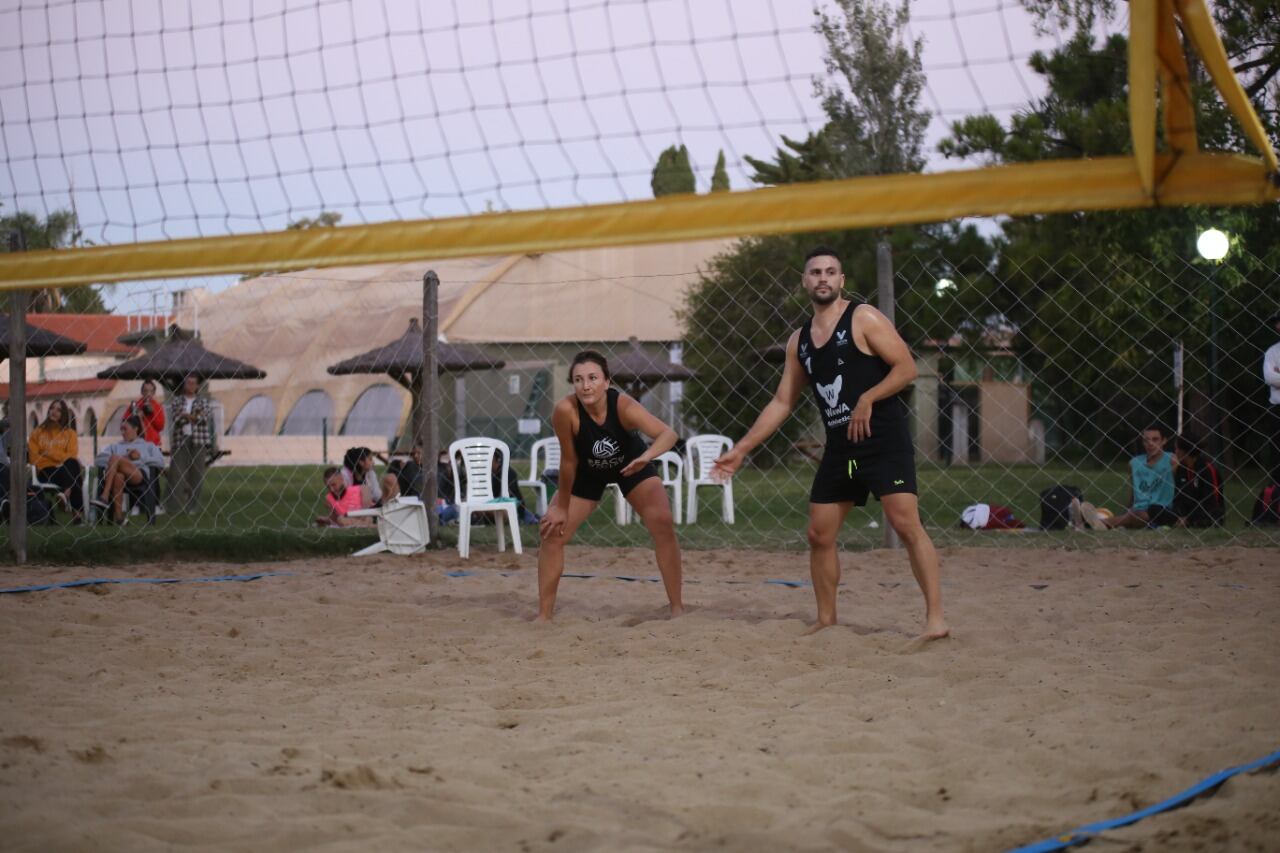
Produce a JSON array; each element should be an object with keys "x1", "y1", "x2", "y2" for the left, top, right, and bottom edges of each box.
[{"x1": 713, "y1": 246, "x2": 947, "y2": 639}]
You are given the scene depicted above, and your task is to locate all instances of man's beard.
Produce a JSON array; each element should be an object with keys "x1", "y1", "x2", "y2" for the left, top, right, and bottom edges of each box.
[{"x1": 810, "y1": 288, "x2": 839, "y2": 306}]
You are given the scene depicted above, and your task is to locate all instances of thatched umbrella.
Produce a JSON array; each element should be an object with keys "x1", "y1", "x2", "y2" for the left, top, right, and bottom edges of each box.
[
  {"x1": 608, "y1": 336, "x2": 694, "y2": 398},
  {"x1": 96, "y1": 325, "x2": 266, "y2": 392},
  {"x1": 326, "y1": 317, "x2": 504, "y2": 448},
  {"x1": 0, "y1": 314, "x2": 88, "y2": 359}
]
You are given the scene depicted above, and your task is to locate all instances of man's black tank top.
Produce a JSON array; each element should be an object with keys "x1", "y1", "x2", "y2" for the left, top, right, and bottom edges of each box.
[
  {"x1": 797, "y1": 299, "x2": 910, "y2": 454},
  {"x1": 573, "y1": 388, "x2": 647, "y2": 474}
]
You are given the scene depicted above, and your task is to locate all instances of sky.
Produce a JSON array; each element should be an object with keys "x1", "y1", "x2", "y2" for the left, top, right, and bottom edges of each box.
[{"x1": 0, "y1": 0, "x2": 1122, "y2": 308}]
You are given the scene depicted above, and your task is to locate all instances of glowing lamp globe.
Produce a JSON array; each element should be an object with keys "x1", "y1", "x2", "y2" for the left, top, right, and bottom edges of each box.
[{"x1": 1196, "y1": 228, "x2": 1228, "y2": 262}]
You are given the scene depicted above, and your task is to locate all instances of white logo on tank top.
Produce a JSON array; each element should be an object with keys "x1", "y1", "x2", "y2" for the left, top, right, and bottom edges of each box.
[
  {"x1": 817, "y1": 376, "x2": 842, "y2": 408},
  {"x1": 592, "y1": 437, "x2": 621, "y2": 459},
  {"x1": 836, "y1": 329, "x2": 848, "y2": 346}
]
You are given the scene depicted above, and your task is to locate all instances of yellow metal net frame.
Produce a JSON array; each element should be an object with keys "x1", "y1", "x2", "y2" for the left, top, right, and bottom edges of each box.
[{"x1": 0, "y1": 0, "x2": 1275, "y2": 293}]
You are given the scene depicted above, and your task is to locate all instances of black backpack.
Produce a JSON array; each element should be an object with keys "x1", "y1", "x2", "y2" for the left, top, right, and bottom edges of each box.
[
  {"x1": 1040, "y1": 484, "x2": 1083, "y2": 531},
  {"x1": 1251, "y1": 484, "x2": 1280, "y2": 527}
]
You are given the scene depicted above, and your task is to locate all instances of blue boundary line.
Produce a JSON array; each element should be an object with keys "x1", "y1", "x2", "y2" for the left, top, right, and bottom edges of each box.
[
  {"x1": 0, "y1": 571, "x2": 294, "y2": 595},
  {"x1": 1009, "y1": 747, "x2": 1280, "y2": 852}
]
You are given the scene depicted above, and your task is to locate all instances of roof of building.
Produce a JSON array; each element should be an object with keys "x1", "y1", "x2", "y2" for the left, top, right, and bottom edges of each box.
[
  {"x1": 26, "y1": 314, "x2": 171, "y2": 355},
  {"x1": 0, "y1": 378, "x2": 116, "y2": 400}
]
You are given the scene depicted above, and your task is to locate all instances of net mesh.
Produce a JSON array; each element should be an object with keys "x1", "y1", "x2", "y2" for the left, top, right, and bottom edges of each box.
[{"x1": 2, "y1": 0, "x2": 1112, "y2": 244}]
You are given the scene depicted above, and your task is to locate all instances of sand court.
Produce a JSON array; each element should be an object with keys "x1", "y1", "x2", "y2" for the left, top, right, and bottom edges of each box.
[{"x1": 1, "y1": 545, "x2": 1277, "y2": 851}]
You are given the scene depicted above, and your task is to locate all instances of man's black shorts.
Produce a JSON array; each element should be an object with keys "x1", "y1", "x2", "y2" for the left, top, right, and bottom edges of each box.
[
  {"x1": 571, "y1": 462, "x2": 659, "y2": 502},
  {"x1": 810, "y1": 447, "x2": 917, "y2": 505}
]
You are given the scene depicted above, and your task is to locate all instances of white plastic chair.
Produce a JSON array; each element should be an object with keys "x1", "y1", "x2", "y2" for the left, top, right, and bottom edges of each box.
[
  {"x1": 518, "y1": 436, "x2": 560, "y2": 515},
  {"x1": 348, "y1": 496, "x2": 430, "y2": 556},
  {"x1": 655, "y1": 451, "x2": 685, "y2": 524},
  {"x1": 686, "y1": 434, "x2": 735, "y2": 524},
  {"x1": 449, "y1": 437, "x2": 523, "y2": 559},
  {"x1": 606, "y1": 483, "x2": 633, "y2": 525}
]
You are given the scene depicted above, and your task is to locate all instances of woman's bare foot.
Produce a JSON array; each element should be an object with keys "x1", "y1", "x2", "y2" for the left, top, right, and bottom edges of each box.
[
  {"x1": 669, "y1": 603, "x2": 685, "y2": 618},
  {"x1": 920, "y1": 616, "x2": 950, "y2": 641},
  {"x1": 801, "y1": 620, "x2": 836, "y2": 636}
]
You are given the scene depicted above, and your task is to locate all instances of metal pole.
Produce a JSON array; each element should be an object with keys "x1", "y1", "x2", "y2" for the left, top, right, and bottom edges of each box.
[
  {"x1": 8, "y1": 293, "x2": 28, "y2": 564},
  {"x1": 321, "y1": 417, "x2": 328, "y2": 465},
  {"x1": 875, "y1": 232, "x2": 902, "y2": 549},
  {"x1": 1207, "y1": 263, "x2": 1223, "y2": 461},
  {"x1": 422, "y1": 271, "x2": 440, "y2": 545}
]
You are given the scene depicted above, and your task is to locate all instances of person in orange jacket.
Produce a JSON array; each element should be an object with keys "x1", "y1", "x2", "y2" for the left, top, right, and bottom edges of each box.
[
  {"x1": 123, "y1": 379, "x2": 166, "y2": 447},
  {"x1": 29, "y1": 398, "x2": 85, "y2": 522}
]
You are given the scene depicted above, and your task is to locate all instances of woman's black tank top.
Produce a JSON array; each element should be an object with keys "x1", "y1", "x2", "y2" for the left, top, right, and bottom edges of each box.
[
  {"x1": 573, "y1": 388, "x2": 647, "y2": 474},
  {"x1": 797, "y1": 299, "x2": 910, "y2": 453}
]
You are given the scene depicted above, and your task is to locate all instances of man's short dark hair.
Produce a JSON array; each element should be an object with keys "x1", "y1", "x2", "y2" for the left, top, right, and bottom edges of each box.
[
  {"x1": 123, "y1": 415, "x2": 144, "y2": 433},
  {"x1": 323, "y1": 466, "x2": 339, "y2": 480},
  {"x1": 1175, "y1": 435, "x2": 1201, "y2": 457},
  {"x1": 1143, "y1": 424, "x2": 1167, "y2": 439},
  {"x1": 804, "y1": 245, "x2": 842, "y2": 270},
  {"x1": 140, "y1": 379, "x2": 156, "y2": 392}
]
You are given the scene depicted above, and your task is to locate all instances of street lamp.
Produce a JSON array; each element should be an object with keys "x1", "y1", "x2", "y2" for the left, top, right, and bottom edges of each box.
[{"x1": 1197, "y1": 228, "x2": 1229, "y2": 458}]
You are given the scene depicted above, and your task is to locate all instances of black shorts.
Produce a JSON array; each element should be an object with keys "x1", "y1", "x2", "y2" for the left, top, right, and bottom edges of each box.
[
  {"x1": 810, "y1": 446, "x2": 917, "y2": 505},
  {"x1": 571, "y1": 462, "x2": 659, "y2": 502}
]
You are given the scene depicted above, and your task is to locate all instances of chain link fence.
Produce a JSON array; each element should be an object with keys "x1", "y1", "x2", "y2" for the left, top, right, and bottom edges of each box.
[{"x1": 3, "y1": 243, "x2": 1278, "y2": 561}]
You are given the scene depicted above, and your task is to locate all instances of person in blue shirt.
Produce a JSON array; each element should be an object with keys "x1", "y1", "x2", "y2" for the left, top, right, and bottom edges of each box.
[{"x1": 1080, "y1": 425, "x2": 1175, "y2": 530}]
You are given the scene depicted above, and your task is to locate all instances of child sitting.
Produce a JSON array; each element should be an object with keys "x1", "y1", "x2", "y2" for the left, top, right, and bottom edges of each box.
[{"x1": 316, "y1": 466, "x2": 374, "y2": 527}]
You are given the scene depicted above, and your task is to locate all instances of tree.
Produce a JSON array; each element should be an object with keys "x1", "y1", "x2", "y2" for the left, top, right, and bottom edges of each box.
[
  {"x1": 680, "y1": 0, "x2": 961, "y2": 463},
  {"x1": 286, "y1": 211, "x2": 343, "y2": 230},
  {"x1": 710, "y1": 151, "x2": 730, "y2": 192},
  {"x1": 650, "y1": 145, "x2": 695, "y2": 197},
  {"x1": 0, "y1": 204, "x2": 106, "y2": 313},
  {"x1": 938, "y1": 18, "x2": 1280, "y2": 466},
  {"x1": 811, "y1": 0, "x2": 930, "y2": 177}
]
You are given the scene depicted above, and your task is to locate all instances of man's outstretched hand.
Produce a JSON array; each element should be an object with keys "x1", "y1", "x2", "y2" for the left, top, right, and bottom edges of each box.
[{"x1": 711, "y1": 448, "x2": 744, "y2": 482}]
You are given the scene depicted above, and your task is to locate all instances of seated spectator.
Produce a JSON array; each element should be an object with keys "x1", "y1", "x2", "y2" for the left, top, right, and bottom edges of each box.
[
  {"x1": 492, "y1": 451, "x2": 538, "y2": 525},
  {"x1": 341, "y1": 446, "x2": 381, "y2": 508},
  {"x1": 91, "y1": 416, "x2": 165, "y2": 524},
  {"x1": 123, "y1": 380, "x2": 166, "y2": 447},
  {"x1": 29, "y1": 399, "x2": 85, "y2": 523},
  {"x1": 316, "y1": 466, "x2": 374, "y2": 527},
  {"x1": 1170, "y1": 435, "x2": 1224, "y2": 528},
  {"x1": 1079, "y1": 425, "x2": 1174, "y2": 530},
  {"x1": 387, "y1": 444, "x2": 425, "y2": 498}
]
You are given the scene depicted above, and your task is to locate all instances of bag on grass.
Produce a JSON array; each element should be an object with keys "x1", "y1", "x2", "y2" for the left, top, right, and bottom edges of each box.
[
  {"x1": 1039, "y1": 484, "x2": 1083, "y2": 531},
  {"x1": 1250, "y1": 483, "x2": 1280, "y2": 527},
  {"x1": 960, "y1": 503, "x2": 1025, "y2": 530}
]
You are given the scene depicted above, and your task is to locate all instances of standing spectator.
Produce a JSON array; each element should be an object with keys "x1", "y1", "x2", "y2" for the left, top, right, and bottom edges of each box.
[
  {"x1": 28, "y1": 399, "x2": 85, "y2": 522},
  {"x1": 1171, "y1": 436, "x2": 1224, "y2": 528},
  {"x1": 1079, "y1": 425, "x2": 1175, "y2": 530},
  {"x1": 124, "y1": 380, "x2": 166, "y2": 447},
  {"x1": 167, "y1": 374, "x2": 215, "y2": 513},
  {"x1": 1264, "y1": 314, "x2": 1280, "y2": 479}
]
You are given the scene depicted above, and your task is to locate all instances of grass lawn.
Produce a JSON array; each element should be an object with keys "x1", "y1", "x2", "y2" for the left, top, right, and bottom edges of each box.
[{"x1": 4, "y1": 461, "x2": 1277, "y2": 565}]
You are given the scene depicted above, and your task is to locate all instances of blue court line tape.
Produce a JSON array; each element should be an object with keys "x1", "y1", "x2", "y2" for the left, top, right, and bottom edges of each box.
[
  {"x1": 0, "y1": 571, "x2": 293, "y2": 595},
  {"x1": 1009, "y1": 747, "x2": 1280, "y2": 853}
]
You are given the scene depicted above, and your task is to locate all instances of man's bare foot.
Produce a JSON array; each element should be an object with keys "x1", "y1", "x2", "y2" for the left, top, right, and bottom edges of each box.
[
  {"x1": 801, "y1": 620, "x2": 836, "y2": 636},
  {"x1": 533, "y1": 613, "x2": 553, "y2": 623},
  {"x1": 669, "y1": 603, "x2": 685, "y2": 618}
]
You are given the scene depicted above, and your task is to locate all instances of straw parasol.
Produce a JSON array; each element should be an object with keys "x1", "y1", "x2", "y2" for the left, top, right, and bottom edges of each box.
[
  {"x1": 96, "y1": 325, "x2": 266, "y2": 391},
  {"x1": 0, "y1": 314, "x2": 88, "y2": 359},
  {"x1": 608, "y1": 336, "x2": 694, "y2": 397},
  {"x1": 326, "y1": 318, "x2": 504, "y2": 449},
  {"x1": 326, "y1": 318, "x2": 504, "y2": 379}
]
